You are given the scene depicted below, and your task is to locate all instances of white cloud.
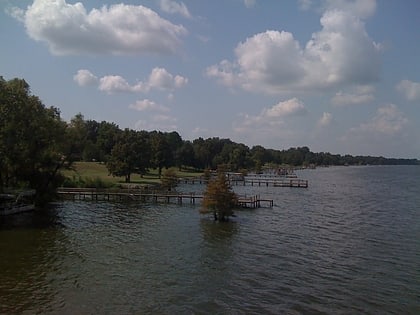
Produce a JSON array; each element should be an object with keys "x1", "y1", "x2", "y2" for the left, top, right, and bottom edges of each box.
[
  {"x1": 298, "y1": 0, "x2": 312, "y2": 11},
  {"x1": 263, "y1": 98, "x2": 308, "y2": 118},
  {"x1": 75, "y1": 68, "x2": 187, "y2": 94},
  {"x1": 207, "y1": 30, "x2": 305, "y2": 94},
  {"x1": 351, "y1": 104, "x2": 408, "y2": 135},
  {"x1": 12, "y1": 0, "x2": 187, "y2": 55},
  {"x1": 396, "y1": 80, "x2": 420, "y2": 101},
  {"x1": 134, "y1": 115, "x2": 177, "y2": 132},
  {"x1": 159, "y1": 0, "x2": 191, "y2": 18},
  {"x1": 73, "y1": 69, "x2": 98, "y2": 86},
  {"x1": 148, "y1": 67, "x2": 188, "y2": 90},
  {"x1": 5, "y1": 6, "x2": 25, "y2": 22},
  {"x1": 323, "y1": 0, "x2": 376, "y2": 19},
  {"x1": 233, "y1": 98, "x2": 307, "y2": 138},
  {"x1": 192, "y1": 126, "x2": 210, "y2": 137},
  {"x1": 244, "y1": 0, "x2": 257, "y2": 9},
  {"x1": 341, "y1": 103, "x2": 412, "y2": 156},
  {"x1": 129, "y1": 99, "x2": 169, "y2": 113},
  {"x1": 206, "y1": 60, "x2": 238, "y2": 88},
  {"x1": 207, "y1": 8, "x2": 381, "y2": 95},
  {"x1": 318, "y1": 112, "x2": 333, "y2": 127},
  {"x1": 332, "y1": 85, "x2": 375, "y2": 106},
  {"x1": 98, "y1": 76, "x2": 147, "y2": 93}
]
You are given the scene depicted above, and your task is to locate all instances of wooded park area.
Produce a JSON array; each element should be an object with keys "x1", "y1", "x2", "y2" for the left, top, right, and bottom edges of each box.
[{"x1": 1, "y1": 77, "x2": 418, "y2": 204}]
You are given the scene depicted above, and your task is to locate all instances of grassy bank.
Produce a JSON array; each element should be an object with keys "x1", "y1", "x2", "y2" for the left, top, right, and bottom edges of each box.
[{"x1": 62, "y1": 162, "x2": 203, "y2": 188}]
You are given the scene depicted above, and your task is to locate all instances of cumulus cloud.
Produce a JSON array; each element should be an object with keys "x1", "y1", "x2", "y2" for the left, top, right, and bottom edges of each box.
[
  {"x1": 318, "y1": 112, "x2": 333, "y2": 127},
  {"x1": 244, "y1": 0, "x2": 257, "y2": 8},
  {"x1": 73, "y1": 69, "x2": 98, "y2": 86},
  {"x1": 11, "y1": 0, "x2": 187, "y2": 55},
  {"x1": 298, "y1": 0, "x2": 313, "y2": 11},
  {"x1": 207, "y1": 8, "x2": 381, "y2": 95},
  {"x1": 5, "y1": 6, "x2": 25, "y2": 22},
  {"x1": 159, "y1": 0, "x2": 191, "y2": 18},
  {"x1": 233, "y1": 98, "x2": 307, "y2": 136},
  {"x1": 134, "y1": 115, "x2": 177, "y2": 132},
  {"x1": 341, "y1": 103, "x2": 412, "y2": 156},
  {"x1": 99, "y1": 76, "x2": 147, "y2": 93},
  {"x1": 396, "y1": 80, "x2": 420, "y2": 101},
  {"x1": 74, "y1": 67, "x2": 187, "y2": 94},
  {"x1": 351, "y1": 104, "x2": 408, "y2": 135},
  {"x1": 323, "y1": 0, "x2": 376, "y2": 19},
  {"x1": 263, "y1": 98, "x2": 308, "y2": 117},
  {"x1": 129, "y1": 99, "x2": 169, "y2": 113},
  {"x1": 332, "y1": 85, "x2": 375, "y2": 106},
  {"x1": 148, "y1": 68, "x2": 188, "y2": 90}
]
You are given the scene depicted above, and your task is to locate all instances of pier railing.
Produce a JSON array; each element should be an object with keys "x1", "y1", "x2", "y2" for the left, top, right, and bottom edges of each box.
[
  {"x1": 178, "y1": 177, "x2": 308, "y2": 188},
  {"x1": 57, "y1": 188, "x2": 273, "y2": 208},
  {"x1": 231, "y1": 178, "x2": 308, "y2": 188}
]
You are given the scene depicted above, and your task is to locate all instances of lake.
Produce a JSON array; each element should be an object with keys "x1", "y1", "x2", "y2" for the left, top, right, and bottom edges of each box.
[{"x1": 1, "y1": 166, "x2": 419, "y2": 314}]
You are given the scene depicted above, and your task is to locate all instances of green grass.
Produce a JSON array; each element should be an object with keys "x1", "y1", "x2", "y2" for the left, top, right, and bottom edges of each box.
[{"x1": 62, "y1": 162, "x2": 203, "y2": 187}]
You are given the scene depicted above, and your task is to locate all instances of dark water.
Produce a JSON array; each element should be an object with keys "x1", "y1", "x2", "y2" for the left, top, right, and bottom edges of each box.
[{"x1": 1, "y1": 166, "x2": 419, "y2": 314}]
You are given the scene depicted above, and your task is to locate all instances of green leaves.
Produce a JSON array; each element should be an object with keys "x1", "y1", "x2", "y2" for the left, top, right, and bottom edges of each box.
[
  {"x1": 0, "y1": 77, "x2": 69, "y2": 203},
  {"x1": 201, "y1": 169, "x2": 238, "y2": 221},
  {"x1": 106, "y1": 129, "x2": 150, "y2": 182}
]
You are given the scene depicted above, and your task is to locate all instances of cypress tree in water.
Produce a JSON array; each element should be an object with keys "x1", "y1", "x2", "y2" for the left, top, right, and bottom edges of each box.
[{"x1": 201, "y1": 168, "x2": 238, "y2": 221}]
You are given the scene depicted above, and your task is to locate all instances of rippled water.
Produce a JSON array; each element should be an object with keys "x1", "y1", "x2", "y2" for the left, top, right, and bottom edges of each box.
[{"x1": 1, "y1": 166, "x2": 419, "y2": 314}]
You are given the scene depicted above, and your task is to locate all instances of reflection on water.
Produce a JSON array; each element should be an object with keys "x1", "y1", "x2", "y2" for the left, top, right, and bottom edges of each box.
[
  {"x1": 0, "y1": 166, "x2": 419, "y2": 314},
  {"x1": 0, "y1": 210, "x2": 68, "y2": 314},
  {"x1": 200, "y1": 218, "x2": 238, "y2": 244}
]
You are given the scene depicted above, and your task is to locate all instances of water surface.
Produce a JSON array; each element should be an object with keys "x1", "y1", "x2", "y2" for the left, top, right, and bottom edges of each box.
[{"x1": 1, "y1": 166, "x2": 419, "y2": 314}]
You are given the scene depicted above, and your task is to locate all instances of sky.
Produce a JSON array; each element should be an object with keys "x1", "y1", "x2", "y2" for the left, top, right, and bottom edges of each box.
[{"x1": 1, "y1": 0, "x2": 420, "y2": 158}]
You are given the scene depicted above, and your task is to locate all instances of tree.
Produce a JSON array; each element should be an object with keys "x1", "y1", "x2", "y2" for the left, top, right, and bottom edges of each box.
[
  {"x1": 175, "y1": 140, "x2": 195, "y2": 170},
  {"x1": 106, "y1": 129, "x2": 150, "y2": 182},
  {"x1": 67, "y1": 113, "x2": 87, "y2": 161},
  {"x1": 201, "y1": 168, "x2": 238, "y2": 221},
  {"x1": 160, "y1": 168, "x2": 178, "y2": 191},
  {"x1": 192, "y1": 137, "x2": 211, "y2": 169},
  {"x1": 165, "y1": 131, "x2": 183, "y2": 161},
  {"x1": 96, "y1": 121, "x2": 121, "y2": 162},
  {"x1": 0, "y1": 77, "x2": 71, "y2": 203},
  {"x1": 150, "y1": 131, "x2": 171, "y2": 178},
  {"x1": 229, "y1": 143, "x2": 251, "y2": 170}
]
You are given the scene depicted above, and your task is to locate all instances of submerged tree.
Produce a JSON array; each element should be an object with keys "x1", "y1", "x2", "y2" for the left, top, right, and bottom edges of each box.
[
  {"x1": 201, "y1": 168, "x2": 238, "y2": 221},
  {"x1": 160, "y1": 168, "x2": 178, "y2": 191}
]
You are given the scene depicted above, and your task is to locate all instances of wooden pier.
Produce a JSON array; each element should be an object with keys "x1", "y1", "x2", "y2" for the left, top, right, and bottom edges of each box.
[
  {"x1": 57, "y1": 188, "x2": 273, "y2": 209},
  {"x1": 231, "y1": 178, "x2": 308, "y2": 188},
  {"x1": 178, "y1": 177, "x2": 207, "y2": 185},
  {"x1": 237, "y1": 194, "x2": 274, "y2": 208},
  {"x1": 179, "y1": 177, "x2": 308, "y2": 188}
]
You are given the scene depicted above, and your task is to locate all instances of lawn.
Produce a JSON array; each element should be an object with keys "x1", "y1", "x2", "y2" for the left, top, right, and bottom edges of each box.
[{"x1": 63, "y1": 162, "x2": 202, "y2": 187}]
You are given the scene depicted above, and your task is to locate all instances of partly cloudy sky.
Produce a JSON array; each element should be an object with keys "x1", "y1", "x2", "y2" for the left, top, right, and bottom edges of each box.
[{"x1": 1, "y1": 0, "x2": 419, "y2": 158}]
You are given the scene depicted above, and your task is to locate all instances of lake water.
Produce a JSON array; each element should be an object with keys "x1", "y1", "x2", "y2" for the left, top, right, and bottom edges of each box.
[{"x1": 1, "y1": 166, "x2": 419, "y2": 314}]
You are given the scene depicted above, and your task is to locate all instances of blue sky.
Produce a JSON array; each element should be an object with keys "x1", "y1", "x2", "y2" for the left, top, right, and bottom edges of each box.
[{"x1": 1, "y1": 0, "x2": 420, "y2": 158}]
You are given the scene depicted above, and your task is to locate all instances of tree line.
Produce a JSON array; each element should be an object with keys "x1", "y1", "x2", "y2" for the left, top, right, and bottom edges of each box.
[
  {"x1": 1, "y1": 77, "x2": 418, "y2": 203},
  {"x1": 68, "y1": 115, "x2": 419, "y2": 175}
]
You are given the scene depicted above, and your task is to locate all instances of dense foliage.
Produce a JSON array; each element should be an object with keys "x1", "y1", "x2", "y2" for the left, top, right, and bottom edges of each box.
[
  {"x1": 201, "y1": 168, "x2": 238, "y2": 221},
  {"x1": 160, "y1": 168, "x2": 178, "y2": 191},
  {"x1": 0, "y1": 77, "x2": 76, "y2": 204},
  {"x1": 68, "y1": 119, "x2": 418, "y2": 172},
  {"x1": 1, "y1": 77, "x2": 418, "y2": 202}
]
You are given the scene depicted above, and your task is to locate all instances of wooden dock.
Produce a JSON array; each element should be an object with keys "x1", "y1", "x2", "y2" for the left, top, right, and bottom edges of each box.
[
  {"x1": 237, "y1": 194, "x2": 274, "y2": 208},
  {"x1": 231, "y1": 178, "x2": 308, "y2": 188},
  {"x1": 179, "y1": 177, "x2": 308, "y2": 188},
  {"x1": 57, "y1": 188, "x2": 273, "y2": 209}
]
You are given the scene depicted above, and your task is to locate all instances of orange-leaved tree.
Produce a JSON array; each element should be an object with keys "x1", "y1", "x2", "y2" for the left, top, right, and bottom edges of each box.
[{"x1": 201, "y1": 168, "x2": 238, "y2": 221}]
